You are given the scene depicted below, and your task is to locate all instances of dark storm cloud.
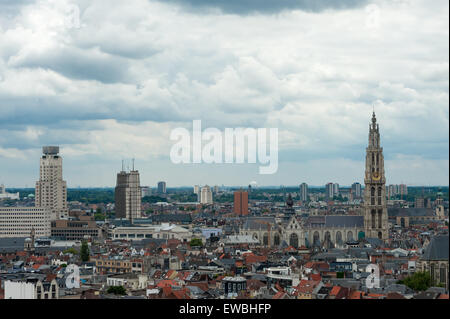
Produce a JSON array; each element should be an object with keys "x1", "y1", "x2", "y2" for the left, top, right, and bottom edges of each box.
[
  {"x1": 10, "y1": 47, "x2": 130, "y2": 84},
  {"x1": 0, "y1": 0, "x2": 35, "y2": 15},
  {"x1": 153, "y1": 0, "x2": 371, "y2": 14}
]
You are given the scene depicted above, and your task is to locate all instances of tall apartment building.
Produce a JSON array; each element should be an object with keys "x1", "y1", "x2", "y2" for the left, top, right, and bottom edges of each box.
[
  {"x1": 399, "y1": 184, "x2": 408, "y2": 197},
  {"x1": 35, "y1": 146, "x2": 68, "y2": 220},
  {"x1": 299, "y1": 183, "x2": 308, "y2": 202},
  {"x1": 115, "y1": 167, "x2": 141, "y2": 222},
  {"x1": 200, "y1": 185, "x2": 213, "y2": 204},
  {"x1": 351, "y1": 182, "x2": 362, "y2": 198},
  {"x1": 194, "y1": 185, "x2": 200, "y2": 202},
  {"x1": 0, "y1": 207, "x2": 51, "y2": 238},
  {"x1": 234, "y1": 190, "x2": 249, "y2": 216},
  {"x1": 141, "y1": 186, "x2": 151, "y2": 198},
  {"x1": 333, "y1": 183, "x2": 340, "y2": 196},
  {"x1": 325, "y1": 183, "x2": 334, "y2": 199},
  {"x1": 157, "y1": 181, "x2": 166, "y2": 194},
  {"x1": 387, "y1": 184, "x2": 396, "y2": 199}
]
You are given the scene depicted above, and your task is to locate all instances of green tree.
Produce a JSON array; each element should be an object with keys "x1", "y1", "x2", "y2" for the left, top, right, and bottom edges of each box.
[
  {"x1": 80, "y1": 240, "x2": 90, "y2": 262},
  {"x1": 63, "y1": 247, "x2": 79, "y2": 255},
  {"x1": 190, "y1": 238, "x2": 203, "y2": 247},
  {"x1": 397, "y1": 271, "x2": 432, "y2": 291},
  {"x1": 107, "y1": 286, "x2": 127, "y2": 295}
]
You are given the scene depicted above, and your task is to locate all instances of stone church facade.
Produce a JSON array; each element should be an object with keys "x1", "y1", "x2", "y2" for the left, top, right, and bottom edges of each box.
[{"x1": 238, "y1": 112, "x2": 388, "y2": 248}]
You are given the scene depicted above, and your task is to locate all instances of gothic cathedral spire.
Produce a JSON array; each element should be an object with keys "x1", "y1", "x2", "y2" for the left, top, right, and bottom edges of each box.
[{"x1": 363, "y1": 112, "x2": 388, "y2": 241}]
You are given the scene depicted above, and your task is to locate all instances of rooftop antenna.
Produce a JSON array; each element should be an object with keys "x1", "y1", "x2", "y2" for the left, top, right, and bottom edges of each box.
[
  {"x1": 132, "y1": 158, "x2": 135, "y2": 171},
  {"x1": 121, "y1": 159, "x2": 124, "y2": 172}
]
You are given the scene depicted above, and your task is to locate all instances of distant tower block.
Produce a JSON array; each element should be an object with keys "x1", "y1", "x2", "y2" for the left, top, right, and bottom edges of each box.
[
  {"x1": 157, "y1": 181, "x2": 167, "y2": 194},
  {"x1": 115, "y1": 163, "x2": 142, "y2": 223},
  {"x1": 35, "y1": 146, "x2": 68, "y2": 220},
  {"x1": 234, "y1": 190, "x2": 248, "y2": 216}
]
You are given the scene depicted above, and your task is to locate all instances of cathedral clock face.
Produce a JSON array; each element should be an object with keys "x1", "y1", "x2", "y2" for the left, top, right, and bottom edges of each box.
[{"x1": 372, "y1": 172, "x2": 381, "y2": 181}]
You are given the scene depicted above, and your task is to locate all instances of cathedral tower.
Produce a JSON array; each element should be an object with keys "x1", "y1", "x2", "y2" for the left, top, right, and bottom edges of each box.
[{"x1": 363, "y1": 112, "x2": 388, "y2": 241}]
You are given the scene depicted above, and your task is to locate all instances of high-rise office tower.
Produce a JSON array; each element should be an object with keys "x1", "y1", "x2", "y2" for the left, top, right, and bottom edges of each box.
[
  {"x1": 325, "y1": 183, "x2": 334, "y2": 199},
  {"x1": 333, "y1": 183, "x2": 340, "y2": 196},
  {"x1": 299, "y1": 183, "x2": 308, "y2": 202},
  {"x1": 387, "y1": 184, "x2": 396, "y2": 199},
  {"x1": 157, "y1": 181, "x2": 166, "y2": 194},
  {"x1": 35, "y1": 146, "x2": 68, "y2": 220},
  {"x1": 363, "y1": 112, "x2": 388, "y2": 241},
  {"x1": 141, "y1": 186, "x2": 151, "y2": 198},
  {"x1": 234, "y1": 190, "x2": 248, "y2": 216},
  {"x1": 193, "y1": 185, "x2": 200, "y2": 202},
  {"x1": 351, "y1": 182, "x2": 362, "y2": 198},
  {"x1": 399, "y1": 184, "x2": 408, "y2": 197},
  {"x1": 200, "y1": 185, "x2": 213, "y2": 204},
  {"x1": 115, "y1": 162, "x2": 141, "y2": 222}
]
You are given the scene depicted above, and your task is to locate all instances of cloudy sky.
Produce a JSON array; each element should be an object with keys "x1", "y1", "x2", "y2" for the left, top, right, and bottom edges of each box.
[{"x1": 0, "y1": 0, "x2": 448, "y2": 188}]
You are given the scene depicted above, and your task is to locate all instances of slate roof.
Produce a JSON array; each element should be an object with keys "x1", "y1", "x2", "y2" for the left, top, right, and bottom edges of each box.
[
  {"x1": 0, "y1": 237, "x2": 26, "y2": 253},
  {"x1": 151, "y1": 214, "x2": 192, "y2": 223},
  {"x1": 242, "y1": 217, "x2": 276, "y2": 230},
  {"x1": 422, "y1": 235, "x2": 449, "y2": 261},
  {"x1": 305, "y1": 216, "x2": 364, "y2": 228},
  {"x1": 388, "y1": 208, "x2": 435, "y2": 217}
]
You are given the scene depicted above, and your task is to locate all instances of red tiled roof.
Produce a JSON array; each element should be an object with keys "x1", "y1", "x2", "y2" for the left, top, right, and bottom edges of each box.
[
  {"x1": 156, "y1": 280, "x2": 178, "y2": 288},
  {"x1": 171, "y1": 288, "x2": 190, "y2": 299},
  {"x1": 348, "y1": 291, "x2": 362, "y2": 299},
  {"x1": 189, "y1": 282, "x2": 209, "y2": 292},
  {"x1": 294, "y1": 280, "x2": 321, "y2": 294},
  {"x1": 310, "y1": 273, "x2": 321, "y2": 281},
  {"x1": 273, "y1": 291, "x2": 286, "y2": 299},
  {"x1": 386, "y1": 292, "x2": 405, "y2": 299},
  {"x1": 330, "y1": 286, "x2": 341, "y2": 296}
]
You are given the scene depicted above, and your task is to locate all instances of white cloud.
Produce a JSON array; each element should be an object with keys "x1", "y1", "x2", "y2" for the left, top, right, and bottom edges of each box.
[{"x1": 0, "y1": 0, "x2": 448, "y2": 186}]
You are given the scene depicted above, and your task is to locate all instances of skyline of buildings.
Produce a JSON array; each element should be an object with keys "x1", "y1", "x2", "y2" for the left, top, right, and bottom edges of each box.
[
  {"x1": 0, "y1": 0, "x2": 447, "y2": 302},
  {"x1": 0, "y1": 112, "x2": 448, "y2": 300}
]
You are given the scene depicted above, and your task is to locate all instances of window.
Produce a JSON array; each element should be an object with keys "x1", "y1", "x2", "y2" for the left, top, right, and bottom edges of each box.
[
  {"x1": 378, "y1": 210, "x2": 382, "y2": 228},
  {"x1": 439, "y1": 266, "x2": 446, "y2": 284},
  {"x1": 371, "y1": 210, "x2": 376, "y2": 229}
]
